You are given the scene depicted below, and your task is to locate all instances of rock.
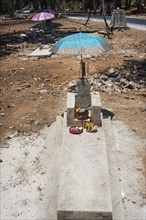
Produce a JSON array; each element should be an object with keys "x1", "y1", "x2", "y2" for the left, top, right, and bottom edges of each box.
[
  {"x1": 16, "y1": 87, "x2": 21, "y2": 91},
  {"x1": 114, "y1": 88, "x2": 121, "y2": 95},
  {"x1": 124, "y1": 96, "x2": 130, "y2": 100},
  {"x1": 68, "y1": 81, "x2": 77, "y2": 92},
  {"x1": 93, "y1": 82, "x2": 102, "y2": 90},
  {"x1": 132, "y1": 70, "x2": 137, "y2": 74},
  {"x1": 5, "y1": 135, "x2": 12, "y2": 140},
  {"x1": 34, "y1": 121, "x2": 40, "y2": 125},
  {"x1": 20, "y1": 57, "x2": 28, "y2": 61},
  {"x1": 37, "y1": 186, "x2": 42, "y2": 191},
  {"x1": 120, "y1": 78, "x2": 129, "y2": 86},
  {"x1": 24, "y1": 83, "x2": 31, "y2": 88},
  {"x1": 134, "y1": 83, "x2": 142, "y2": 89},
  {"x1": 108, "y1": 68, "x2": 115, "y2": 75},
  {"x1": 1, "y1": 145, "x2": 9, "y2": 148},
  {"x1": 113, "y1": 72, "x2": 122, "y2": 81},
  {"x1": 68, "y1": 85, "x2": 76, "y2": 93},
  {"x1": 11, "y1": 69, "x2": 17, "y2": 72},
  {"x1": 100, "y1": 75, "x2": 108, "y2": 81},
  {"x1": 28, "y1": 119, "x2": 34, "y2": 124},
  {"x1": 40, "y1": 83, "x2": 45, "y2": 88},
  {"x1": 8, "y1": 103, "x2": 15, "y2": 108},
  {"x1": 133, "y1": 65, "x2": 137, "y2": 70},
  {"x1": 39, "y1": 89, "x2": 48, "y2": 94},
  {"x1": 9, "y1": 125, "x2": 14, "y2": 129},
  {"x1": 0, "y1": 159, "x2": 3, "y2": 163},
  {"x1": 139, "y1": 79, "x2": 145, "y2": 85},
  {"x1": 142, "y1": 106, "x2": 146, "y2": 112},
  {"x1": 122, "y1": 88, "x2": 129, "y2": 93},
  {"x1": 125, "y1": 81, "x2": 135, "y2": 89},
  {"x1": 0, "y1": 113, "x2": 5, "y2": 117},
  {"x1": 66, "y1": 67, "x2": 72, "y2": 70},
  {"x1": 136, "y1": 168, "x2": 143, "y2": 171}
]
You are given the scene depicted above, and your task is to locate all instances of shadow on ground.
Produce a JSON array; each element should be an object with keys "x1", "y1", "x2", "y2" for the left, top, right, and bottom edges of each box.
[{"x1": 101, "y1": 108, "x2": 115, "y2": 119}]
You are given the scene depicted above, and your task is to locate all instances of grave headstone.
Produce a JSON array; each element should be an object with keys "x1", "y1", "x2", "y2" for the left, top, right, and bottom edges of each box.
[
  {"x1": 110, "y1": 9, "x2": 127, "y2": 29},
  {"x1": 76, "y1": 78, "x2": 91, "y2": 97}
]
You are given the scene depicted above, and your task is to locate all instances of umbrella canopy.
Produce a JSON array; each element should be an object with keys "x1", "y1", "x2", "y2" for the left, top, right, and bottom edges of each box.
[
  {"x1": 32, "y1": 12, "x2": 55, "y2": 21},
  {"x1": 51, "y1": 33, "x2": 112, "y2": 55}
]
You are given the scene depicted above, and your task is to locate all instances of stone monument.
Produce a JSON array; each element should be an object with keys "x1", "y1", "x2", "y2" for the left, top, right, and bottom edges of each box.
[
  {"x1": 110, "y1": 9, "x2": 127, "y2": 29},
  {"x1": 67, "y1": 78, "x2": 101, "y2": 127}
]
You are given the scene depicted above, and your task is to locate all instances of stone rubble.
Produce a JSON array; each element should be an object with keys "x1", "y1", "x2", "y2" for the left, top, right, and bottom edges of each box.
[{"x1": 68, "y1": 63, "x2": 146, "y2": 95}]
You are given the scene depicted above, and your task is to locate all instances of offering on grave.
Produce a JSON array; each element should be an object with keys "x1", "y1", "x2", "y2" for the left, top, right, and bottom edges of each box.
[
  {"x1": 84, "y1": 122, "x2": 98, "y2": 133},
  {"x1": 75, "y1": 108, "x2": 89, "y2": 120},
  {"x1": 69, "y1": 126, "x2": 83, "y2": 135}
]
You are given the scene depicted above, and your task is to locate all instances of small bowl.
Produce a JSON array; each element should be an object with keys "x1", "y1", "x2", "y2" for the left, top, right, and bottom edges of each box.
[{"x1": 69, "y1": 126, "x2": 83, "y2": 135}]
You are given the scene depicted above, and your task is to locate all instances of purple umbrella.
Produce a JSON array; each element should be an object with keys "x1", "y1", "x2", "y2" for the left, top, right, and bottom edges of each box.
[{"x1": 32, "y1": 12, "x2": 55, "y2": 21}]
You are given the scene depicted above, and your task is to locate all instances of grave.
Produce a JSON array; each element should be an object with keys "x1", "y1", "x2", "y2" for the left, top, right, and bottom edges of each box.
[
  {"x1": 57, "y1": 77, "x2": 112, "y2": 219},
  {"x1": 110, "y1": 9, "x2": 127, "y2": 29},
  {"x1": 57, "y1": 112, "x2": 112, "y2": 220},
  {"x1": 67, "y1": 78, "x2": 101, "y2": 127},
  {"x1": 28, "y1": 44, "x2": 52, "y2": 57}
]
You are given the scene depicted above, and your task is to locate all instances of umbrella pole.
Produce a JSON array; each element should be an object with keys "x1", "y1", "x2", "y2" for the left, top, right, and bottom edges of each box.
[
  {"x1": 87, "y1": 61, "x2": 89, "y2": 78},
  {"x1": 81, "y1": 55, "x2": 86, "y2": 79},
  {"x1": 43, "y1": 21, "x2": 45, "y2": 33},
  {"x1": 80, "y1": 54, "x2": 82, "y2": 78}
]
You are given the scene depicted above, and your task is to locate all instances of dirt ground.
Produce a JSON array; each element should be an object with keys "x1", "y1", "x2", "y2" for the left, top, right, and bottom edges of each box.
[{"x1": 0, "y1": 16, "x2": 146, "y2": 146}]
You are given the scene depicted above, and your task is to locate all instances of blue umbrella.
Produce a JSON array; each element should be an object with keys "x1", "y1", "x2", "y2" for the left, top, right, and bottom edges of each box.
[
  {"x1": 51, "y1": 33, "x2": 112, "y2": 77},
  {"x1": 52, "y1": 33, "x2": 112, "y2": 55}
]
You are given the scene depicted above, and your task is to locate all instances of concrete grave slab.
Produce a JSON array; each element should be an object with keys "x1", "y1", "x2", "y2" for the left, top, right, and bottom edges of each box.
[
  {"x1": 28, "y1": 44, "x2": 52, "y2": 57},
  {"x1": 57, "y1": 113, "x2": 112, "y2": 220}
]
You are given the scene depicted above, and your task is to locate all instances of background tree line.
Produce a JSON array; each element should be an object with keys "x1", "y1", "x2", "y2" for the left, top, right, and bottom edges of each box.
[{"x1": 0, "y1": 0, "x2": 145, "y2": 14}]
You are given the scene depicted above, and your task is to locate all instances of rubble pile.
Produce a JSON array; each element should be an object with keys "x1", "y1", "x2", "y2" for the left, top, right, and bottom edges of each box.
[{"x1": 68, "y1": 62, "x2": 146, "y2": 95}]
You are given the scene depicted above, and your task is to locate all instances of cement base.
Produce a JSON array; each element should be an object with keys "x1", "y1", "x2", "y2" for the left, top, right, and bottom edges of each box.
[{"x1": 57, "y1": 113, "x2": 112, "y2": 219}]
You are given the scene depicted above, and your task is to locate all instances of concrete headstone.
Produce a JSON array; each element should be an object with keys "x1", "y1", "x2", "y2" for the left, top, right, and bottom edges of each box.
[
  {"x1": 76, "y1": 78, "x2": 91, "y2": 97},
  {"x1": 110, "y1": 9, "x2": 127, "y2": 28}
]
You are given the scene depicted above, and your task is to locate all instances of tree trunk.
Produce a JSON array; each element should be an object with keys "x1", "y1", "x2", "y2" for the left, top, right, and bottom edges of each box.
[
  {"x1": 8, "y1": 0, "x2": 14, "y2": 16},
  {"x1": 136, "y1": 0, "x2": 143, "y2": 13},
  {"x1": 129, "y1": 0, "x2": 131, "y2": 8},
  {"x1": 125, "y1": 0, "x2": 132, "y2": 9},
  {"x1": 93, "y1": 0, "x2": 96, "y2": 14},
  {"x1": 40, "y1": 0, "x2": 47, "y2": 10},
  {"x1": 0, "y1": 0, "x2": 3, "y2": 13},
  {"x1": 49, "y1": 0, "x2": 56, "y2": 9},
  {"x1": 102, "y1": 0, "x2": 112, "y2": 39},
  {"x1": 125, "y1": 0, "x2": 128, "y2": 9},
  {"x1": 85, "y1": 7, "x2": 92, "y2": 25}
]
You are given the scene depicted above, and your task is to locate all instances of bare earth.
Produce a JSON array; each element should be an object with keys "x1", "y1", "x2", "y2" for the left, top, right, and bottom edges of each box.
[{"x1": 0, "y1": 16, "x2": 145, "y2": 145}]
